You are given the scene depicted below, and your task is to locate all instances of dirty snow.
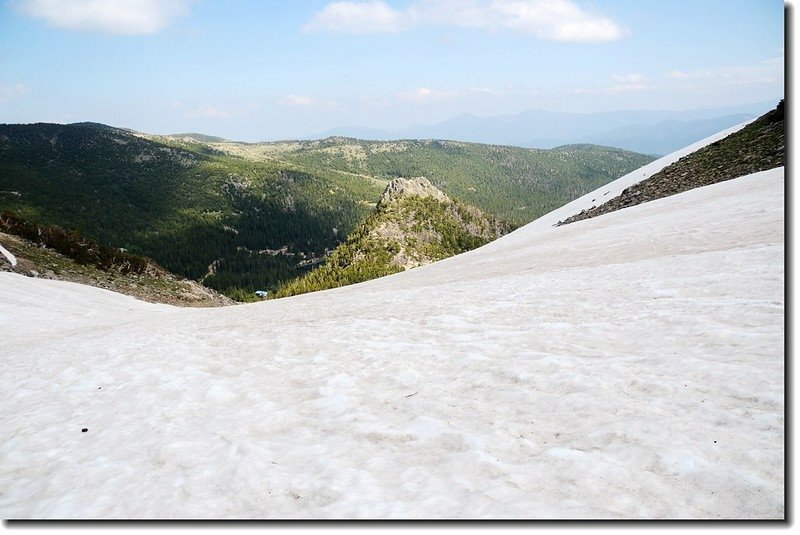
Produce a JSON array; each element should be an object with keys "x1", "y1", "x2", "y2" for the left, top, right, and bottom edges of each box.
[{"x1": 0, "y1": 160, "x2": 783, "y2": 519}]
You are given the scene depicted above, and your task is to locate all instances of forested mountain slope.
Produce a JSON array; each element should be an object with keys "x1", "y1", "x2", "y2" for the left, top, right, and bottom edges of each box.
[
  {"x1": 0, "y1": 122, "x2": 652, "y2": 299},
  {"x1": 206, "y1": 137, "x2": 654, "y2": 224},
  {"x1": 0, "y1": 123, "x2": 380, "y2": 299}
]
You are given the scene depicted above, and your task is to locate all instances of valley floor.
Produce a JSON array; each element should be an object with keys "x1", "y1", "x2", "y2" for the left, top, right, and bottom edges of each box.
[{"x1": 0, "y1": 167, "x2": 784, "y2": 518}]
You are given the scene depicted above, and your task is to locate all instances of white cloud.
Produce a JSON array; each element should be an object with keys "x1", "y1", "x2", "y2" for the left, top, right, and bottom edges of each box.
[
  {"x1": 14, "y1": 0, "x2": 189, "y2": 35},
  {"x1": 279, "y1": 94, "x2": 317, "y2": 106},
  {"x1": 396, "y1": 87, "x2": 456, "y2": 102},
  {"x1": 305, "y1": 0, "x2": 624, "y2": 42},
  {"x1": 182, "y1": 105, "x2": 231, "y2": 119},
  {"x1": 0, "y1": 82, "x2": 30, "y2": 103},
  {"x1": 483, "y1": 0, "x2": 623, "y2": 41},
  {"x1": 304, "y1": 0, "x2": 408, "y2": 34}
]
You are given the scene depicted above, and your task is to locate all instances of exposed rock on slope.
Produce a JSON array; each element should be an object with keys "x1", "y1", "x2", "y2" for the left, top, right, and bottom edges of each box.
[
  {"x1": 377, "y1": 176, "x2": 450, "y2": 207},
  {"x1": 557, "y1": 101, "x2": 784, "y2": 226},
  {"x1": 272, "y1": 177, "x2": 515, "y2": 297},
  {"x1": 374, "y1": 177, "x2": 512, "y2": 270}
]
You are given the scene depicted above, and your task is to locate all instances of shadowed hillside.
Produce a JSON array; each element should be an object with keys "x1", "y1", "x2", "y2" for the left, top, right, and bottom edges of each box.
[{"x1": 0, "y1": 212, "x2": 232, "y2": 306}]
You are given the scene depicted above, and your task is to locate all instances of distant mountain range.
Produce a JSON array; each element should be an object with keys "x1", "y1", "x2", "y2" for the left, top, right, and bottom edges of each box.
[{"x1": 308, "y1": 100, "x2": 776, "y2": 156}]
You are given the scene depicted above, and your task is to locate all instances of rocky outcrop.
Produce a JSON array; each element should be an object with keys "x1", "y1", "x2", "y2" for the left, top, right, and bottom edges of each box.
[
  {"x1": 377, "y1": 177, "x2": 450, "y2": 208},
  {"x1": 272, "y1": 178, "x2": 517, "y2": 298},
  {"x1": 376, "y1": 177, "x2": 512, "y2": 270}
]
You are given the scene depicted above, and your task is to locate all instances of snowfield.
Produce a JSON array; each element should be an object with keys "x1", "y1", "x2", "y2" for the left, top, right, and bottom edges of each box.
[{"x1": 0, "y1": 161, "x2": 784, "y2": 518}]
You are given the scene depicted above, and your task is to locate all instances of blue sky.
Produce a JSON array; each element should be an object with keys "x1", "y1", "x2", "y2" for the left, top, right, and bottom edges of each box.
[{"x1": 0, "y1": 0, "x2": 785, "y2": 141}]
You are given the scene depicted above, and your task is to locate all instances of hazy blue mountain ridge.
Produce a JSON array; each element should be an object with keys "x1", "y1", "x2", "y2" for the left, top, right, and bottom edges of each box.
[{"x1": 307, "y1": 101, "x2": 773, "y2": 156}]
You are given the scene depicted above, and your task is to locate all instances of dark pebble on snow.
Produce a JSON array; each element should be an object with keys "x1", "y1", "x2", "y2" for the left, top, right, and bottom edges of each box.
[{"x1": 82, "y1": 428, "x2": 88, "y2": 432}]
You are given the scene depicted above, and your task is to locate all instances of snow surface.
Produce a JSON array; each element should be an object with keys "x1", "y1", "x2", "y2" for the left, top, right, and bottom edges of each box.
[
  {"x1": 0, "y1": 163, "x2": 784, "y2": 519},
  {"x1": 0, "y1": 243, "x2": 16, "y2": 267}
]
